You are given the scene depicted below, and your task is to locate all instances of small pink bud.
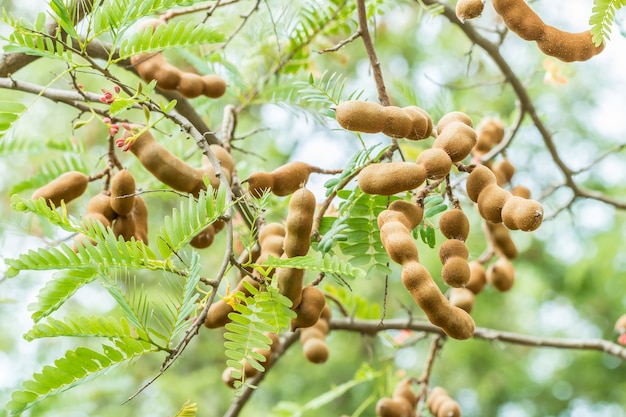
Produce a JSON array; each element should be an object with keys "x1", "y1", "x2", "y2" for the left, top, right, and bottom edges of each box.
[
  {"x1": 103, "y1": 117, "x2": 111, "y2": 124},
  {"x1": 619, "y1": 334, "x2": 626, "y2": 345},
  {"x1": 114, "y1": 85, "x2": 121, "y2": 93}
]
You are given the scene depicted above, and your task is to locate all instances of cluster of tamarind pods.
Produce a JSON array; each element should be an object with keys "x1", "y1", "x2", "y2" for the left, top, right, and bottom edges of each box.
[
  {"x1": 455, "y1": 0, "x2": 604, "y2": 62},
  {"x1": 375, "y1": 378, "x2": 462, "y2": 417}
]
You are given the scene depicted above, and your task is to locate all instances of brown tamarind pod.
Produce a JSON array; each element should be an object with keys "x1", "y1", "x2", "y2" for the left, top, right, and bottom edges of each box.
[
  {"x1": 201, "y1": 74, "x2": 227, "y2": 98},
  {"x1": 455, "y1": 0, "x2": 484, "y2": 22},
  {"x1": 436, "y1": 111, "x2": 473, "y2": 134},
  {"x1": 404, "y1": 106, "x2": 433, "y2": 140},
  {"x1": 73, "y1": 212, "x2": 111, "y2": 251},
  {"x1": 109, "y1": 169, "x2": 136, "y2": 216},
  {"x1": 284, "y1": 188, "x2": 316, "y2": 257},
  {"x1": 335, "y1": 100, "x2": 386, "y2": 134},
  {"x1": 112, "y1": 213, "x2": 136, "y2": 241},
  {"x1": 466, "y1": 164, "x2": 497, "y2": 203},
  {"x1": 380, "y1": 221, "x2": 419, "y2": 265},
  {"x1": 277, "y1": 266, "x2": 305, "y2": 308},
  {"x1": 299, "y1": 327, "x2": 326, "y2": 345},
  {"x1": 437, "y1": 399, "x2": 461, "y2": 417},
  {"x1": 270, "y1": 161, "x2": 315, "y2": 196},
  {"x1": 378, "y1": 200, "x2": 424, "y2": 230},
  {"x1": 153, "y1": 62, "x2": 183, "y2": 90},
  {"x1": 492, "y1": 0, "x2": 544, "y2": 40},
  {"x1": 176, "y1": 72, "x2": 205, "y2": 99},
  {"x1": 204, "y1": 276, "x2": 262, "y2": 329},
  {"x1": 439, "y1": 208, "x2": 470, "y2": 241},
  {"x1": 614, "y1": 314, "x2": 626, "y2": 333},
  {"x1": 127, "y1": 129, "x2": 205, "y2": 195},
  {"x1": 438, "y1": 239, "x2": 469, "y2": 263},
  {"x1": 486, "y1": 222, "x2": 518, "y2": 259},
  {"x1": 375, "y1": 397, "x2": 414, "y2": 417},
  {"x1": 86, "y1": 192, "x2": 117, "y2": 222},
  {"x1": 401, "y1": 261, "x2": 475, "y2": 340},
  {"x1": 131, "y1": 195, "x2": 149, "y2": 244},
  {"x1": 32, "y1": 171, "x2": 89, "y2": 208},
  {"x1": 381, "y1": 106, "x2": 413, "y2": 139},
  {"x1": 258, "y1": 222, "x2": 286, "y2": 255},
  {"x1": 206, "y1": 144, "x2": 235, "y2": 174},
  {"x1": 474, "y1": 118, "x2": 505, "y2": 155},
  {"x1": 449, "y1": 287, "x2": 475, "y2": 313},
  {"x1": 416, "y1": 148, "x2": 453, "y2": 180},
  {"x1": 291, "y1": 286, "x2": 326, "y2": 330},
  {"x1": 486, "y1": 256, "x2": 515, "y2": 291},
  {"x1": 358, "y1": 162, "x2": 427, "y2": 196},
  {"x1": 302, "y1": 337, "x2": 329, "y2": 364},
  {"x1": 426, "y1": 387, "x2": 449, "y2": 414},
  {"x1": 465, "y1": 260, "x2": 487, "y2": 294},
  {"x1": 130, "y1": 53, "x2": 166, "y2": 84},
  {"x1": 393, "y1": 378, "x2": 418, "y2": 407},
  {"x1": 492, "y1": 158, "x2": 516, "y2": 186},
  {"x1": 433, "y1": 121, "x2": 477, "y2": 163},
  {"x1": 190, "y1": 224, "x2": 215, "y2": 249},
  {"x1": 246, "y1": 172, "x2": 274, "y2": 198},
  {"x1": 511, "y1": 185, "x2": 531, "y2": 199},
  {"x1": 441, "y1": 256, "x2": 471, "y2": 288},
  {"x1": 501, "y1": 195, "x2": 544, "y2": 232},
  {"x1": 477, "y1": 184, "x2": 512, "y2": 223}
]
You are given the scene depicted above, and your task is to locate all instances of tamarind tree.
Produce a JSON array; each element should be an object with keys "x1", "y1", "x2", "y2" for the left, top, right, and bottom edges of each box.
[{"x1": 1, "y1": 0, "x2": 626, "y2": 416}]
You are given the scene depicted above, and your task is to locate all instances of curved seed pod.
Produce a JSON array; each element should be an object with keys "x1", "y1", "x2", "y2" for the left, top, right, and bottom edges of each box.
[
  {"x1": 416, "y1": 148, "x2": 453, "y2": 180},
  {"x1": 486, "y1": 222, "x2": 518, "y2": 259},
  {"x1": 375, "y1": 397, "x2": 414, "y2": 417},
  {"x1": 393, "y1": 378, "x2": 418, "y2": 407},
  {"x1": 433, "y1": 121, "x2": 477, "y2": 162},
  {"x1": 501, "y1": 196, "x2": 544, "y2": 231},
  {"x1": 465, "y1": 260, "x2": 487, "y2": 294},
  {"x1": 437, "y1": 399, "x2": 461, "y2": 417},
  {"x1": 291, "y1": 286, "x2": 326, "y2": 330},
  {"x1": 449, "y1": 287, "x2": 475, "y2": 313},
  {"x1": 436, "y1": 111, "x2": 473, "y2": 134},
  {"x1": 401, "y1": 261, "x2": 475, "y2": 340},
  {"x1": 358, "y1": 162, "x2": 427, "y2": 196},
  {"x1": 32, "y1": 171, "x2": 89, "y2": 208},
  {"x1": 271, "y1": 162, "x2": 316, "y2": 196},
  {"x1": 439, "y1": 208, "x2": 470, "y2": 242},
  {"x1": 110, "y1": 169, "x2": 136, "y2": 216},
  {"x1": 404, "y1": 106, "x2": 433, "y2": 140},
  {"x1": 190, "y1": 224, "x2": 215, "y2": 249},
  {"x1": 486, "y1": 256, "x2": 515, "y2": 291},
  {"x1": 204, "y1": 276, "x2": 261, "y2": 328},
  {"x1": 378, "y1": 200, "x2": 424, "y2": 231},
  {"x1": 276, "y1": 266, "x2": 305, "y2": 308},
  {"x1": 299, "y1": 327, "x2": 326, "y2": 345},
  {"x1": 426, "y1": 387, "x2": 449, "y2": 414},
  {"x1": 456, "y1": 0, "x2": 484, "y2": 22},
  {"x1": 132, "y1": 195, "x2": 149, "y2": 244},
  {"x1": 438, "y1": 239, "x2": 469, "y2": 263},
  {"x1": 86, "y1": 191, "x2": 117, "y2": 222},
  {"x1": 128, "y1": 129, "x2": 205, "y2": 195},
  {"x1": 380, "y1": 222, "x2": 419, "y2": 265},
  {"x1": 441, "y1": 256, "x2": 471, "y2": 288},
  {"x1": 283, "y1": 188, "x2": 316, "y2": 258},
  {"x1": 477, "y1": 184, "x2": 512, "y2": 223},
  {"x1": 302, "y1": 337, "x2": 329, "y2": 364},
  {"x1": 335, "y1": 100, "x2": 386, "y2": 134},
  {"x1": 511, "y1": 185, "x2": 532, "y2": 199},
  {"x1": 177, "y1": 72, "x2": 204, "y2": 98},
  {"x1": 381, "y1": 106, "x2": 413, "y2": 139},
  {"x1": 152, "y1": 62, "x2": 183, "y2": 90},
  {"x1": 492, "y1": 158, "x2": 516, "y2": 186},
  {"x1": 112, "y1": 213, "x2": 136, "y2": 241},
  {"x1": 201, "y1": 74, "x2": 227, "y2": 98},
  {"x1": 466, "y1": 164, "x2": 497, "y2": 203},
  {"x1": 207, "y1": 144, "x2": 235, "y2": 174},
  {"x1": 246, "y1": 172, "x2": 274, "y2": 198}
]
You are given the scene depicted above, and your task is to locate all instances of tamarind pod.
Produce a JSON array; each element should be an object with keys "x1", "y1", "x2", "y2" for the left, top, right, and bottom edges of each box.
[
  {"x1": 492, "y1": 0, "x2": 544, "y2": 40},
  {"x1": 32, "y1": 171, "x2": 89, "y2": 208},
  {"x1": 381, "y1": 106, "x2": 413, "y2": 139},
  {"x1": 335, "y1": 100, "x2": 386, "y2": 134},
  {"x1": 375, "y1": 397, "x2": 414, "y2": 417},
  {"x1": 309, "y1": 314, "x2": 330, "y2": 335},
  {"x1": 437, "y1": 399, "x2": 461, "y2": 417},
  {"x1": 449, "y1": 287, "x2": 475, "y2": 313},
  {"x1": 432, "y1": 121, "x2": 477, "y2": 163},
  {"x1": 284, "y1": 188, "x2": 316, "y2": 258},
  {"x1": 455, "y1": 0, "x2": 484, "y2": 22},
  {"x1": 177, "y1": 72, "x2": 204, "y2": 98},
  {"x1": 291, "y1": 286, "x2": 326, "y2": 330},
  {"x1": 438, "y1": 208, "x2": 470, "y2": 242},
  {"x1": 393, "y1": 378, "x2": 418, "y2": 408},
  {"x1": 465, "y1": 260, "x2": 487, "y2": 294},
  {"x1": 538, "y1": 28, "x2": 604, "y2": 62},
  {"x1": 112, "y1": 213, "x2": 136, "y2": 241},
  {"x1": 404, "y1": 106, "x2": 433, "y2": 140},
  {"x1": 206, "y1": 144, "x2": 235, "y2": 174},
  {"x1": 476, "y1": 117, "x2": 505, "y2": 149},
  {"x1": 438, "y1": 239, "x2": 469, "y2": 263},
  {"x1": 378, "y1": 201, "x2": 424, "y2": 231},
  {"x1": 320, "y1": 303, "x2": 332, "y2": 323},
  {"x1": 72, "y1": 212, "x2": 110, "y2": 251},
  {"x1": 130, "y1": 53, "x2": 167, "y2": 83},
  {"x1": 401, "y1": 261, "x2": 475, "y2": 340},
  {"x1": 132, "y1": 195, "x2": 149, "y2": 244},
  {"x1": 189, "y1": 224, "x2": 215, "y2": 249},
  {"x1": 436, "y1": 111, "x2": 472, "y2": 134},
  {"x1": 259, "y1": 222, "x2": 286, "y2": 243},
  {"x1": 246, "y1": 171, "x2": 274, "y2": 198},
  {"x1": 299, "y1": 327, "x2": 326, "y2": 344},
  {"x1": 441, "y1": 256, "x2": 471, "y2": 288},
  {"x1": 193, "y1": 163, "x2": 221, "y2": 195},
  {"x1": 426, "y1": 387, "x2": 449, "y2": 414},
  {"x1": 204, "y1": 276, "x2": 261, "y2": 328},
  {"x1": 200, "y1": 156, "x2": 232, "y2": 187},
  {"x1": 380, "y1": 222, "x2": 419, "y2": 265},
  {"x1": 511, "y1": 185, "x2": 531, "y2": 199},
  {"x1": 128, "y1": 130, "x2": 205, "y2": 195},
  {"x1": 466, "y1": 164, "x2": 497, "y2": 203},
  {"x1": 501, "y1": 195, "x2": 543, "y2": 232},
  {"x1": 270, "y1": 161, "x2": 315, "y2": 196},
  {"x1": 486, "y1": 222, "x2": 518, "y2": 259},
  {"x1": 201, "y1": 74, "x2": 227, "y2": 98},
  {"x1": 358, "y1": 162, "x2": 427, "y2": 196},
  {"x1": 492, "y1": 158, "x2": 515, "y2": 186},
  {"x1": 110, "y1": 169, "x2": 136, "y2": 216},
  {"x1": 477, "y1": 184, "x2": 512, "y2": 223},
  {"x1": 486, "y1": 256, "x2": 515, "y2": 291},
  {"x1": 259, "y1": 235, "x2": 285, "y2": 260},
  {"x1": 86, "y1": 192, "x2": 117, "y2": 222},
  {"x1": 302, "y1": 337, "x2": 329, "y2": 364},
  {"x1": 276, "y1": 267, "x2": 305, "y2": 308},
  {"x1": 416, "y1": 148, "x2": 453, "y2": 180}
]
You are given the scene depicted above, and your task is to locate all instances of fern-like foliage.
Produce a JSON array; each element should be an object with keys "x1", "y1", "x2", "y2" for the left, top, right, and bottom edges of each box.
[
  {"x1": 29, "y1": 269, "x2": 98, "y2": 322},
  {"x1": 224, "y1": 283, "x2": 295, "y2": 387},
  {"x1": 0, "y1": 100, "x2": 26, "y2": 139},
  {"x1": 250, "y1": 252, "x2": 366, "y2": 281},
  {"x1": 590, "y1": 0, "x2": 626, "y2": 45},
  {"x1": 11, "y1": 153, "x2": 90, "y2": 194},
  {"x1": 117, "y1": 21, "x2": 225, "y2": 59},
  {"x1": 24, "y1": 316, "x2": 136, "y2": 341},
  {"x1": 294, "y1": 71, "x2": 364, "y2": 117},
  {"x1": 1, "y1": 11, "x2": 73, "y2": 60},
  {"x1": 6, "y1": 339, "x2": 156, "y2": 415},
  {"x1": 173, "y1": 400, "x2": 198, "y2": 417},
  {"x1": 156, "y1": 185, "x2": 228, "y2": 258}
]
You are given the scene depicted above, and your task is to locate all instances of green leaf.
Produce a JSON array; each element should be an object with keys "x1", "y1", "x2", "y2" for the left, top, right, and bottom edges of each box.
[
  {"x1": 589, "y1": 0, "x2": 626, "y2": 45},
  {"x1": 24, "y1": 316, "x2": 135, "y2": 341},
  {"x1": 251, "y1": 253, "x2": 366, "y2": 281}
]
